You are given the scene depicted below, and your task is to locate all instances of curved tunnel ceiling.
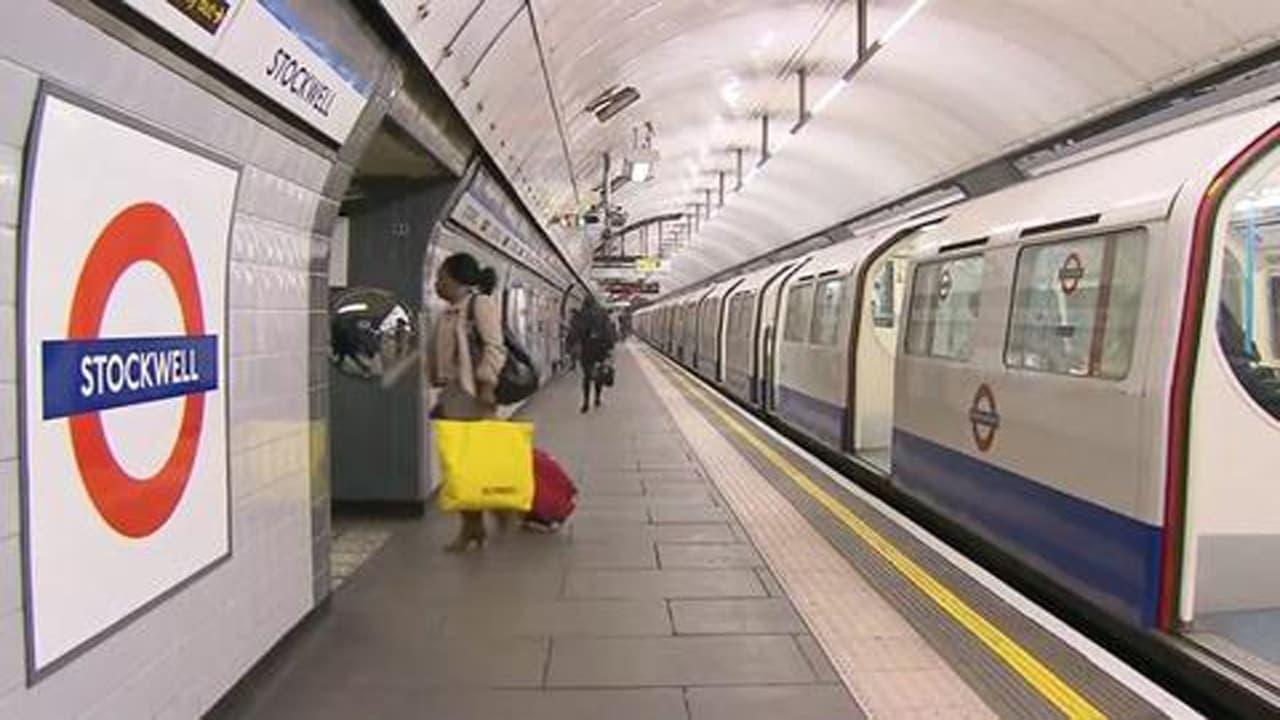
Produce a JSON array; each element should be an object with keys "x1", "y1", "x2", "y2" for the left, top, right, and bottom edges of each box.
[{"x1": 385, "y1": 0, "x2": 1280, "y2": 290}]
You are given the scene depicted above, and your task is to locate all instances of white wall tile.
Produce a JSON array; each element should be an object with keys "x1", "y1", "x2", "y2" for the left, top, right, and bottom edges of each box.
[{"x1": 0, "y1": 61, "x2": 37, "y2": 150}]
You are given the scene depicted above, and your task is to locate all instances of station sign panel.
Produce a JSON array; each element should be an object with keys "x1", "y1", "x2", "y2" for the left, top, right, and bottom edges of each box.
[
  {"x1": 121, "y1": 0, "x2": 368, "y2": 142},
  {"x1": 19, "y1": 90, "x2": 235, "y2": 678},
  {"x1": 600, "y1": 279, "x2": 661, "y2": 295}
]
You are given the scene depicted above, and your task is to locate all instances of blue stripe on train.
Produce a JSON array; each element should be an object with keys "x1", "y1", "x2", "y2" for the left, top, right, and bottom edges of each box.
[
  {"x1": 776, "y1": 384, "x2": 843, "y2": 448},
  {"x1": 891, "y1": 429, "x2": 1161, "y2": 627}
]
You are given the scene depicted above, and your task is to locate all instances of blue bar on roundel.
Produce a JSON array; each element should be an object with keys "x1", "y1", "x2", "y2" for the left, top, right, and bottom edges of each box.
[{"x1": 41, "y1": 335, "x2": 219, "y2": 420}]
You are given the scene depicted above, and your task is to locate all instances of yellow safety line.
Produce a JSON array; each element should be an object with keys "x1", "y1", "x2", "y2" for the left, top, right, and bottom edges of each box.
[{"x1": 656, "y1": 356, "x2": 1106, "y2": 720}]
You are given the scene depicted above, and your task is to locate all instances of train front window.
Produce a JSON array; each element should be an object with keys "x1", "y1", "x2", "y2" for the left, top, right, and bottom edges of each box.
[{"x1": 1216, "y1": 145, "x2": 1280, "y2": 422}]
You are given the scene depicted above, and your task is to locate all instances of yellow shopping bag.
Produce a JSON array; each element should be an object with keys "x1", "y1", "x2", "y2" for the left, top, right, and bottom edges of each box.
[{"x1": 434, "y1": 420, "x2": 534, "y2": 512}]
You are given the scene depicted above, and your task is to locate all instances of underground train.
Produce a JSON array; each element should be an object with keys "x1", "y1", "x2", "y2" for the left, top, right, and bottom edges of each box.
[{"x1": 636, "y1": 103, "x2": 1280, "y2": 647}]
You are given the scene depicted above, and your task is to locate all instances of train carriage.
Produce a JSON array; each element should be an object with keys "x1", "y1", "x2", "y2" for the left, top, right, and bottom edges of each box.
[{"x1": 637, "y1": 103, "x2": 1280, "y2": 666}]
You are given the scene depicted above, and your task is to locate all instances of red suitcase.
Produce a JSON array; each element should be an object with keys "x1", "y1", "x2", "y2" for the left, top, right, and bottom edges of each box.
[{"x1": 529, "y1": 449, "x2": 577, "y2": 526}]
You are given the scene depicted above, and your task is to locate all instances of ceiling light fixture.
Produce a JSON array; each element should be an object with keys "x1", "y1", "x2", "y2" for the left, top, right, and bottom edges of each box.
[{"x1": 629, "y1": 160, "x2": 652, "y2": 182}]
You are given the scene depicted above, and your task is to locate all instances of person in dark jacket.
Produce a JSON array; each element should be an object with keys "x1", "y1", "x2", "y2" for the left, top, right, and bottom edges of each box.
[{"x1": 568, "y1": 297, "x2": 616, "y2": 412}]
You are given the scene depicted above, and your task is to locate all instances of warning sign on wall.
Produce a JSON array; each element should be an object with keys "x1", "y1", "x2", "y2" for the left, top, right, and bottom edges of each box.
[{"x1": 20, "y1": 90, "x2": 236, "y2": 678}]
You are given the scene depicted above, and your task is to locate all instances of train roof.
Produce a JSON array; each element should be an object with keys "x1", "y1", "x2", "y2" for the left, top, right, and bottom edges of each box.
[{"x1": 910, "y1": 101, "x2": 1280, "y2": 254}]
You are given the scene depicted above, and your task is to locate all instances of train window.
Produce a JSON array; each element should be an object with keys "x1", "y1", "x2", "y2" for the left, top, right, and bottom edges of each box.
[
  {"x1": 809, "y1": 276, "x2": 846, "y2": 346},
  {"x1": 700, "y1": 298, "x2": 719, "y2": 357},
  {"x1": 905, "y1": 255, "x2": 984, "y2": 360},
  {"x1": 871, "y1": 261, "x2": 897, "y2": 329},
  {"x1": 726, "y1": 292, "x2": 754, "y2": 371},
  {"x1": 784, "y1": 283, "x2": 815, "y2": 343},
  {"x1": 1005, "y1": 229, "x2": 1148, "y2": 379},
  {"x1": 1214, "y1": 148, "x2": 1280, "y2": 422}
]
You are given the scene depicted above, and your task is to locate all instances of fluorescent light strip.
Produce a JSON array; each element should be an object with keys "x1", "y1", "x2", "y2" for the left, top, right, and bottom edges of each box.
[
  {"x1": 812, "y1": 78, "x2": 849, "y2": 115},
  {"x1": 881, "y1": 0, "x2": 930, "y2": 45}
]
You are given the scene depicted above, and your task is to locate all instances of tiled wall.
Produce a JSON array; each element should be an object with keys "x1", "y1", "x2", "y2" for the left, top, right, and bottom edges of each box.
[{"x1": 0, "y1": 3, "x2": 332, "y2": 717}]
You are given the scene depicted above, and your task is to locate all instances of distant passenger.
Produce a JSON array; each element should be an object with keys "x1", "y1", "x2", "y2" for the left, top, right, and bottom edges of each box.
[
  {"x1": 427, "y1": 252, "x2": 508, "y2": 552},
  {"x1": 568, "y1": 297, "x2": 616, "y2": 413}
]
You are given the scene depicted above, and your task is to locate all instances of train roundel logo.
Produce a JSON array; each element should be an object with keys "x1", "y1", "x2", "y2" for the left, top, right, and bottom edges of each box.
[
  {"x1": 41, "y1": 203, "x2": 219, "y2": 538},
  {"x1": 968, "y1": 383, "x2": 1000, "y2": 452},
  {"x1": 1058, "y1": 253, "x2": 1085, "y2": 295}
]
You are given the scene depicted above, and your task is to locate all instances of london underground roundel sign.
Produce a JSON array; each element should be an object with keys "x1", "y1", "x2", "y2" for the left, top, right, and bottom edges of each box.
[
  {"x1": 20, "y1": 91, "x2": 235, "y2": 678},
  {"x1": 47, "y1": 203, "x2": 216, "y2": 538}
]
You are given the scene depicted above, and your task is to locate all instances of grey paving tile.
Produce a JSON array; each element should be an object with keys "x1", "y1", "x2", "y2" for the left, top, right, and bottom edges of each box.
[
  {"x1": 572, "y1": 505, "x2": 652, "y2": 524},
  {"x1": 638, "y1": 469, "x2": 706, "y2": 484},
  {"x1": 650, "y1": 505, "x2": 733, "y2": 524},
  {"x1": 577, "y1": 495, "x2": 717, "y2": 509},
  {"x1": 686, "y1": 685, "x2": 864, "y2": 720},
  {"x1": 571, "y1": 522, "x2": 736, "y2": 544},
  {"x1": 338, "y1": 566, "x2": 565, "y2": 606},
  {"x1": 642, "y1": 484, "x2": 718, "y2": 503},
  {"x1": 670, "y1": 599, "x2": 806, "y2": 635},
  {"x1": 442, "y1": 600, "x2": 671, "y2": 637},
  {"x1": 547, "y1": 636, "x2": 816, "y2": 687},
  {"x1": 575, "y1": 477, "x2": 645, "y2": 496},
  {"x1": 639, "y1": 459, "x2": 698, "y2": 471},
  {"x1": 247, "y1": 687, "x2": 690, "y2": 720},
  {"x1": 239, "y1": 685, "x2": 438, "y2": 720},
  {"x1": 280, "y1": 632, "x2": 548, "y2": 690},
  {"x1": 634, "y1": 444, "x2": 690, "y2": 460},
  {"x1": 658, "y1": 543, "x2": 763, "y2": 569},
  {"x1": 430, "y1": 689, "x2": 690, "y2": 720},
  {"x1": 565, "y1": 569, "x2": 765, "y2": 599},
  {"x1": 565, "y1": 540, "x2": 659, "y2": 569},
  {"x1": 582, "y1": 456, "x2": 641, "y2": 471},
  {"x1": 795, "y1": 635, "x2": 842, "y2": 684}
]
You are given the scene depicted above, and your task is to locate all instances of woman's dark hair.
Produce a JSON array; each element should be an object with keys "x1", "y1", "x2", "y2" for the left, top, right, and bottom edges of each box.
[{"x1": 441, "y1": 252, "x2": 498, "y2": 295}]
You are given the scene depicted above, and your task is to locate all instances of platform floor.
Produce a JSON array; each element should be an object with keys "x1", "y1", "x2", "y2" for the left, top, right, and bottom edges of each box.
[
  {"x1": 215, "y1": 346, "x2": 859, "y2": 719},
  {"x1": 213, "y1": 343, "x2": 1194, "y2": 719}
]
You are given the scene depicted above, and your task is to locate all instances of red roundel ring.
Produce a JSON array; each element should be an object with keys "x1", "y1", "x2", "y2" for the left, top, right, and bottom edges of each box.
[
  {"x1": 969, "y1": 383, "x2": 999, "y2": 453},
  {"x1": 66, "y1": 203, "x2": 206, "y2": 538},
  {"x1": 1058, "y1": 252, "x2": 1084, "y2": 295}
]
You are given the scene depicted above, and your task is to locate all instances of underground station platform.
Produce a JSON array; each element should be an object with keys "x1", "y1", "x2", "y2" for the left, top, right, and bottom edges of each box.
[{"x1": 207, "y1": 343, "x2": 1209, "y2": 720}]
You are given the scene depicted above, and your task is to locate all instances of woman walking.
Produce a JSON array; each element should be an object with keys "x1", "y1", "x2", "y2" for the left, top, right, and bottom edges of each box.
[
  {"x1": 428, "y1": 252, "x2": 507, "y2": 552},
  {"x1": 568, "y1": 296, "x2": 616, "y2": 413}
]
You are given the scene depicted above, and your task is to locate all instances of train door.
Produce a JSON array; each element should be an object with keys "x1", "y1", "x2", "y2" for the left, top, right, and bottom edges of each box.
[
  {"x1": 724, "y1": 290, "x2": 755, "y2": 399},
  {"x1": 1178, "y1": 129, "x2": 1280, "y2": 678},
  {"x1": 758, "y1": 260, "x2": 807, "y2": 411},
  {"x1": 850, "y1": 227, "x2": 933, "y2": 472},
  {"x1": 696, "y1": 295, "x2": 715, "y2": 376}
]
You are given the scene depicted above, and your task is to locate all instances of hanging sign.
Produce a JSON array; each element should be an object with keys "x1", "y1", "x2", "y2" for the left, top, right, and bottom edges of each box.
[
  {"x1": 20, "y1": 91, "x2": 235, "y2": 678},
  {"x1": 122, "y1": 0, "x2": 367, "y2": 142}
]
